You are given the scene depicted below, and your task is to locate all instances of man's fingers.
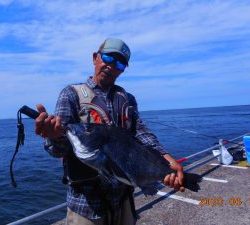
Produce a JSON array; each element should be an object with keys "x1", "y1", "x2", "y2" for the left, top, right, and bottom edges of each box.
[
  {"x1": 163, "y1": 175, "x2": 170, "y2": 186},
  {"x1": 51, "y1": 117, "x2": 57, "y2": 127},
  {"x1": 36, "y1": 112, "x2": 48, "y2": 124},
  {"x1": 36, "y1": 104, "x2": 47, "y2": 113},
  {"x1": 179, "y1": 186, "x2": 185, "y2": 192},
  {"x1": 55, "y1": 116, "x2": 62, "y2": 130},
  {"x1": 169, "y1": 173, "x2": 175, "y2": 187},
  {"x1": 176, "y1": 168, "x2": 185, "y2": 192},
  {"x1": 177, "y1": 169, "x2": 184, "y2": 186},
  {"x1": 54, "y1": 116, "x2": 64, "y2": 136},
  {"x1": 44, "y1": 115, "x2": 54, "y2": 124},
  {"x1": 164, "y1": 173, "x2": 175, "y2": 187},
  {"x1": 34, "y1": 105, "x2": 63, "y2": 139},
  {"x1": 174, "y1": 178, "x2": 180, "y2": 189},
  {"x1": 43, "y1": 115, "x2": 54, "y2": 135},
  {"x1": 35, "y1": 112, "x2": 48, "y2": 135}
]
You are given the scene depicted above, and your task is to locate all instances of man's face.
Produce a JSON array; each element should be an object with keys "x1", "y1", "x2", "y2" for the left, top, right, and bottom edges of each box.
[{"x1": 93, "y1": 52, "x2": 125, "y2": 89}]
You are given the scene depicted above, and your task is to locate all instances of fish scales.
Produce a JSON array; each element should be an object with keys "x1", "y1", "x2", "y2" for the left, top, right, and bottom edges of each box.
[
  {"x1": 102, "y1": 125, "x2": 172, "y2": 186},
  {"x1": 67, "y1": 123, "x2": 202, "y2": 193}
]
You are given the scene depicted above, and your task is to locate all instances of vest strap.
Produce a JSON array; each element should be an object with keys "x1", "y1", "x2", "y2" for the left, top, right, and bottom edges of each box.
[{"x1": 71, "y1": 83, "x2": 111, "y2": 124}]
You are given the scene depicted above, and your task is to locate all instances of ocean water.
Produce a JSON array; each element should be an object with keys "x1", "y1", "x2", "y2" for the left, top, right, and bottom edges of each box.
[{"x1": 0, "y1": 105, "x2": 250, "y2": 224}]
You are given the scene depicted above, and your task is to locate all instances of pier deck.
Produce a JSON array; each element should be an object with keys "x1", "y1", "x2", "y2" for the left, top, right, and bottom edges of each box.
[{"x1": 52, "y1": 157, "x2": 250, "y2": 225}]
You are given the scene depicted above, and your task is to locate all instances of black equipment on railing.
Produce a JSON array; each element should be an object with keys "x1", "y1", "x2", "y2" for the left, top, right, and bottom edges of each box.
[{"x1": 10, "y1": 106, "x2": 40, "y2": 187}]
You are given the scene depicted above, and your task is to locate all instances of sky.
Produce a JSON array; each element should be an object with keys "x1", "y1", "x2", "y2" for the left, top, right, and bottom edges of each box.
[{"x1": 0, "y1": 0, "x2": 250, "y2": 119}]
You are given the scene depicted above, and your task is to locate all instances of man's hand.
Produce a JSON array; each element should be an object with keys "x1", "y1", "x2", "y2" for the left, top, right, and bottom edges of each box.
[
  {"x1": 162, "y1": 154, "x2": 185, "y2": 192},
  {"x1": 35, "y1": 104, "x2": 64, "y2": 139}
]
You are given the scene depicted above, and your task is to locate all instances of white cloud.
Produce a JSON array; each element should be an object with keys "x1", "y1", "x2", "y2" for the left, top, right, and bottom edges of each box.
[
  {"x1": 0, "y1": 0, "x2": 250, "y2": 118},
  {"x1": 0, "y1": 0, "x2": 13, "y2": 5}
]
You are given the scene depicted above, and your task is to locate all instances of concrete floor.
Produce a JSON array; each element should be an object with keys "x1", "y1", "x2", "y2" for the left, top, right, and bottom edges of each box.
[
  {"x1": 52, "y1": 157, "x2": 250, "y2": 225},
  {"x1": 134, "y1": 159, "x2": 250, "y2": 225}
]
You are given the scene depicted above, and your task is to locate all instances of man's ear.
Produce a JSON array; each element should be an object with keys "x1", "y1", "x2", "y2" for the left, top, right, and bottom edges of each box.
[{"x1": 93, "y1": 52, "x2": 98, "y2": 65}]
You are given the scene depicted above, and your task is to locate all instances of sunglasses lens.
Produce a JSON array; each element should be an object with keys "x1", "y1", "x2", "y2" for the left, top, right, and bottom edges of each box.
[
  {"x1": 101, "y1": 53, "x2": 126, "y2": 71},
  {"x1": 101, "y1": 54, "x2": 114, "y2": 64},
  {"x1": 116, "y1": 61, "x2": 126, "y2": 71}
]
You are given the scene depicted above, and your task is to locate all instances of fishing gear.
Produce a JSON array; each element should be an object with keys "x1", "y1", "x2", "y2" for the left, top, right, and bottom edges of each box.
[
  {"x1": 147, "y1": 120, "x2": 244, "y2": 147},
  {"x1": 10, "y1": 105, "x2": 40, "y2": 187},
  {"x1": 147, "y1": 120, "x2": 248, "y2": 164}
]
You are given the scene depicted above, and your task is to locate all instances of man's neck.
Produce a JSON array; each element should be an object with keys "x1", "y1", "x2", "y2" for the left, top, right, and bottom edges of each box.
[{"x1": 92, "y1": 76, "x2": 113, "y2": 92}]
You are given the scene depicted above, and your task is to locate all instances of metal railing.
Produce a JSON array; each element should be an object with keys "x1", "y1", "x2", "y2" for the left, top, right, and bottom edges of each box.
[
  {"x1": 7, "y1": 203, "x2": 67, "y2": 225},
  {"x1": 7, "y1": 133, "x2": 248, "y2": 225}
]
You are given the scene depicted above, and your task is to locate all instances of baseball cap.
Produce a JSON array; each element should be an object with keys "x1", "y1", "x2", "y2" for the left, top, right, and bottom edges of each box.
[{"x1": 98, "y1": 38, "x2": 130, "y2": 65}]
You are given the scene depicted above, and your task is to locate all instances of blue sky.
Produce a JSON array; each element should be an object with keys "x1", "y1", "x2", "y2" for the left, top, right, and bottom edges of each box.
[{"x1": 0, "y1": 0, "x2": 250, "y2": 119}]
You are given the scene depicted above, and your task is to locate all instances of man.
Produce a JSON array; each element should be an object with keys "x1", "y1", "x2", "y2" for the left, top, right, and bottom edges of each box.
[{"x1": 35, "y1": 38, "x2": 184, "y2": 225}]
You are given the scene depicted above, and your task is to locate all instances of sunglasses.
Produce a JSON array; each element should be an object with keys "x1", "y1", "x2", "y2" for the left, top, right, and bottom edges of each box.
[{"x1": 100, "y1": 53, "x2": 127, "y2": 71}]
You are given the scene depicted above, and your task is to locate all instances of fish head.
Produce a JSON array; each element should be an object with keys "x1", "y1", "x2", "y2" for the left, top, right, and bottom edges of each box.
[{"x1": 67, "y1": 123, "x2": 109, "y2": 149}]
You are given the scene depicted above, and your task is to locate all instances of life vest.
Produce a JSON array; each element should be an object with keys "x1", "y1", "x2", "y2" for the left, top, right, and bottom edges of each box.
[{"x1": 63, "y1": 83, "x2": 136, "y2": 186}]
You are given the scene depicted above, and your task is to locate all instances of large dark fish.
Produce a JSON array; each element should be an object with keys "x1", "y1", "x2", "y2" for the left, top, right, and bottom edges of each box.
[
  {"x1": 66, "y1": 123, "x2": 202, "y2": 193},
  {"x1": 10, "y1": 105, "x2": 200, "y2": 191}
]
